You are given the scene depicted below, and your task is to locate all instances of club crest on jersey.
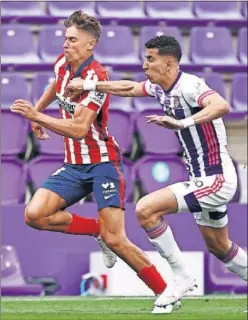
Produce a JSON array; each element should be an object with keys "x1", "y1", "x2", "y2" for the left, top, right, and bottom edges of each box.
[{"x1": 173, "y1": 96, "x2": 182, "y2": 109}]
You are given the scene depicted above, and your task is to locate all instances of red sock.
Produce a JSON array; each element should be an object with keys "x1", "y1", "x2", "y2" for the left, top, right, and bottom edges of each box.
[
  {"x1": 65, "y1": 213, "x2": 100, "y2": 237},
  {"x1": 138, "y1": 265, "x2": 167, "y2": 295}
]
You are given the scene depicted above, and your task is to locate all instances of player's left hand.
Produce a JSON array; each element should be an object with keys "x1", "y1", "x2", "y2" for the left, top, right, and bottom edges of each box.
[
  {"x1": 146, "y1": 114, "x2": 183, "y2": 130},
  {"x1": 10, "y1": 99, "x2": 39, "y2": 121}
]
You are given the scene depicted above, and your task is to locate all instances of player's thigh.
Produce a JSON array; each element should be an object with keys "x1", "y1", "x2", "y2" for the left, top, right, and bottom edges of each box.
[
  {"x1": 92, "y1": 161, "x2": 125, "y2": 212},
  {"x1": 136, "y1": 186, "x2": 178, "y2": 216},
  {"x1": 26, "y1": 163, "x2": 92, "y2": 219}
]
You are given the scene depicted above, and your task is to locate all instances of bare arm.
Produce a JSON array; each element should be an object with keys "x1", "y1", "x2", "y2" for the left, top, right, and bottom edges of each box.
[
  {"x1": 146, "y1": 93, "x2": 230, "y2": 130},
  {"x1": 34, "y1": 79, "x2": 56, "y2": 112},
  {"x1": 192, "y1": 93, "x2": 230, "y2": 124},
  {"x1": 11, "y1": 100, "x2": 96, "y2": 140},
  {"x1": 65, "y1": 78, "x2": 147, "y2": 99},
  {"x1": 95, "y1": 80, "x2": 147, "y2": 97}
]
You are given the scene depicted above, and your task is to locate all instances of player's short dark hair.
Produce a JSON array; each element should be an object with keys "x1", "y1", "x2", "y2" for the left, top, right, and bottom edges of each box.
[
  {"x1": 64, "y1": 10, "x2": 101, "y2": 42},
  {"x1": 145, "y1": 35, "x2": 182, "y2": 62}
]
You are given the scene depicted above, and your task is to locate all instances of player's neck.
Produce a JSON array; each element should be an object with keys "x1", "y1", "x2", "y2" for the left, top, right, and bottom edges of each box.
[
  {"x1": 160, "y1": 69, "x2": 180, "y2": 91},
  {"x1": 69, "y1": 53, "x2": 93, "y2": 74}
]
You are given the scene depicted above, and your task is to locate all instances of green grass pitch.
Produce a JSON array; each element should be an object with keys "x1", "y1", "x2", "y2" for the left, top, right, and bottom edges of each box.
[{"x1": 1, "y1": 295, "x2": 247, "y2": 320}]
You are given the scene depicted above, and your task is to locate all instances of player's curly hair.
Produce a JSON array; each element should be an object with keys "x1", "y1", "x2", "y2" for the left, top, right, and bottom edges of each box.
[
  {"x1": 64, "y1": 10, "x2": 101, "y2": 42},
  {"x1": 145, "y1": 35, "x2": 182, "y2": 62}
]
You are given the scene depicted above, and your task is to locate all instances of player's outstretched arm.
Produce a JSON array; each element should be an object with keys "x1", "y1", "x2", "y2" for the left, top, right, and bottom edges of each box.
[
  {"x1": 65, "y1": 78, "x2": 147, "y2": 99},
  {"x1": 11, "y1": 99, "x2": 96, "y2": 140}
]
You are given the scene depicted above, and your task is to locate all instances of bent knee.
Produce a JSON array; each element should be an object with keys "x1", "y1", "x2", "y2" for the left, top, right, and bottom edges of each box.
[
  {"x1": 24, "y1": 205, "x2": 45, "y2": 229},
  {"x1": 101, "y1": 232, "x2": 127, "y2": 252},
  {"x1": 135, "y1": 199, "x2": 153, "y2": 225}
]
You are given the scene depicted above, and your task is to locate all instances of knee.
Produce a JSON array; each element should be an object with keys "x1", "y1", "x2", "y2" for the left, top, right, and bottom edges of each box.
[
  {"x1": 135, "y1": 199, "x2": 153, "y2": 227},
  {"x1": 24, "y1": 205, "x2": 44, "y2": 230},
  {"x1": 101, "y1": 231, "x2": 128, "y2": 253}
]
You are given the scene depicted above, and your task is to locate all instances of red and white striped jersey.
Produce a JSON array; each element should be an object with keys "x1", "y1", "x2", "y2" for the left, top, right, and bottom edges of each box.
[{"x1": 54, "y1": 54, "x2": 121, "y2": 165}]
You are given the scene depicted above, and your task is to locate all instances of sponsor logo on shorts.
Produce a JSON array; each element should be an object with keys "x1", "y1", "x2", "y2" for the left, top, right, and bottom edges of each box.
[
  {"x1": 102, "y1": 182, "x2": 117, "y2": 200},
  {"x1": 195, "y1": 180, "x2": 203, "y2": 188}
]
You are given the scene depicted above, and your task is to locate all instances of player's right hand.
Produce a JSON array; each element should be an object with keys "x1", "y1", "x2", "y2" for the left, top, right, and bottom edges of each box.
[{"x1": 31, "y1": 122, "x2": 50, "y2": 140}]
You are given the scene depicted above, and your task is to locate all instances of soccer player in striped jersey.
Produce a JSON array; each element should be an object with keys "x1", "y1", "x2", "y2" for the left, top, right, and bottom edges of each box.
[
  {"x1": 11, "y1": 12, "x2": 171, "y2": 304},
  {"x1": 66, "y1": 35, "x2": 247, "y2": 313}
]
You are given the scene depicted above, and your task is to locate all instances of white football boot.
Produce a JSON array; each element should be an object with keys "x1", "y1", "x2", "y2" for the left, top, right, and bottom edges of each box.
[
  {"x1": 152, "y1": 281, "x2": 181, "y2": 314},
  {"x1": 96, "y1": 235, "x2": 117, "y2": 268},
  {"x1": 152, "y1": 300, "x2": 182, "y2": 314},
  {"x1": 173, "y1": 274, "x2": 197, "y2": 297},
  {"x1": 152, "y1": 275, "x2": 197, "y2": 314}
]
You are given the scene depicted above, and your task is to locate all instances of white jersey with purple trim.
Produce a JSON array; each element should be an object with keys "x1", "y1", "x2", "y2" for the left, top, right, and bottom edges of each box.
[{"x1": 142, "y1": 71, "x2": 233, "y2": 178}]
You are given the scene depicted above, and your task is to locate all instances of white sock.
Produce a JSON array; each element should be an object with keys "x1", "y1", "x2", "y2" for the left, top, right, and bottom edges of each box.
[
  {"x1": 145, "y1": 218, "x2": 190, "y2": 277},
  {"x1": 222, "y1": 243, "x2": 248, "y2": 280}
]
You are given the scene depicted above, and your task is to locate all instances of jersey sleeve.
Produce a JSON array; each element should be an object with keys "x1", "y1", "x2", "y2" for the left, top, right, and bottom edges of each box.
[
  {"x1": 142, "y1": 79, "x2": 156, "y2": 97},
  {"x1": 79, "y1": 69, "x2": 108, "y2": 113},
  {"x1": 182, "y1": 76, "x2": 216, "y2": 108}
]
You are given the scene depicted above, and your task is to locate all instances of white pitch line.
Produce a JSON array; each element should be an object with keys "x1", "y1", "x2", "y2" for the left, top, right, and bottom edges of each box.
[{"x1": 2, "y1": 295, "x2": 247, "y2": 302}]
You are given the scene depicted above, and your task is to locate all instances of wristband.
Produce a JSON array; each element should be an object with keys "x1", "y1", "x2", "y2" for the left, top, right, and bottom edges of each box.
[
  {"x1": 180, "y1": 117, "x2": 195, "y2": 128},
  {"x1": 83, "y1": 79, "x2": 97, "y2": 91}
]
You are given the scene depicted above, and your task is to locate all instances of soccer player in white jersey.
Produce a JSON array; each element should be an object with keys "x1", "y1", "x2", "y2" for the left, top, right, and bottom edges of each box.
[
  {"x1": 10, "y1": 13, "x2": 175, "y2": 307},
  {"x1": 66, "y1": 35, "x2": 248, "y2": 313}
]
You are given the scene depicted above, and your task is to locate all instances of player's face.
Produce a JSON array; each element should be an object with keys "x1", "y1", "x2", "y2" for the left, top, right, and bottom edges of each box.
[
  {"x1": 63, "y1": 26, "x2": 97, "y2": 62},
  {"x1": 143, "y1": 48, "x2": 172, "y2": 84}
]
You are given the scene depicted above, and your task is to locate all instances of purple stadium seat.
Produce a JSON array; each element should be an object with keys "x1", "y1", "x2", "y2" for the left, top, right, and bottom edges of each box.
[
  {"x1": 1, "y1": 157, "x2": 26, "y2": 204},
  {"x1": 38, "y1": 25, "x2": 65, "y2": 63},
  {"x1": 1, "y1": 73, "x2": 29, "y2": 155},
  {"x1": 238, "y1": 28, "x2": 247, "y2": 65},
  {"x1": 194, "y1": 2, "x2": 242, "y2": 19},
  {"x1": 242, "y1": 2, "x2": 247, "y2": 18},
  {"x1": 145, "y1": 2, "x2": 194, "y2": 19},
  {"x1": 95, "y1": 26, "x2": 139, "y2": 64},
  {"x1": 190, "y1": 27, "x2": 238, "y2": 65},
  {"x1": 1, "y1": 73, "x2": 30, "y2": 108},
  {"x1": 28, "y1": 156, "x2": 64, "y2": 190},
  {"x1": 108, "y1": 72, "x2": 133, "y2": 111},
  {"x1": 231, "y1": 73, "x2": 247, "y2": 111},
  {"x1": 47, "y1": 1, "x2": 96, "y2": 17},
  {"x1": 108, "y1": 110, "x2": 134, "y2": 154},
  {"x1": 96, "y1": 2, "x2": 144, "y2": 18},
  {"x1": 135, "y1": 109, "x2": 182, "y2": 155},
  {"x1": 133, "y1": 155, "x2": 188, "y2": 195},
  {"x1": 2, "y1": 25, "x2": 40, "y2": 64},
  {"x1": 194, "y1": 72, "x2": 226, "y2": 98},
  {"x1": 31, "y1": 73, "x2": 57, "y2": 107},
  {"x1": 36, "y1": 108, "x2": 65, "y2": 156},
  {"x1": 1, "y1": 245, "x2": 43, "y2": 296},
  {"x1": 139, "y1": 26, "x2": 188, "y2": 63},
  {"x1": 1, "y1": 1, "x2": 44, "y2": 16}
]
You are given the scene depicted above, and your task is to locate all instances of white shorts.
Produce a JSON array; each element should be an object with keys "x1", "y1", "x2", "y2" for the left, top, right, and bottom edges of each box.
[{"x1": 169, "y1": 163, "x2": 237, "y2": 228}]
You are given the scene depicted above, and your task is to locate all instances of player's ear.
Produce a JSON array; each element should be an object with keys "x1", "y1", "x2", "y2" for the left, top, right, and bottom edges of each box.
[{"x1": 87, "y1": 39, "x2": 97, "y2": 51}]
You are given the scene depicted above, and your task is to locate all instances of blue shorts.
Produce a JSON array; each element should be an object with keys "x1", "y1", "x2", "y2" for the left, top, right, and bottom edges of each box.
[{"x1": 40, "y1": 161, "x2": 126, "y2": 210}]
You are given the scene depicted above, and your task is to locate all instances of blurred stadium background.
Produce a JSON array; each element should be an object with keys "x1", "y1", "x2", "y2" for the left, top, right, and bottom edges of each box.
[{"x1": 1, "y1": 0, "x2": 247, "y2": 316}]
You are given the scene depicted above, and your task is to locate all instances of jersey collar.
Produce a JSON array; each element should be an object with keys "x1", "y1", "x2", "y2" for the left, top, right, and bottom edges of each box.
[
  {"x1": 66, "y1": 55, "x2": 94, "y2": 78},
  {"x1": 163, "y1": 70, "x2": 182, "y2": 94}
]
